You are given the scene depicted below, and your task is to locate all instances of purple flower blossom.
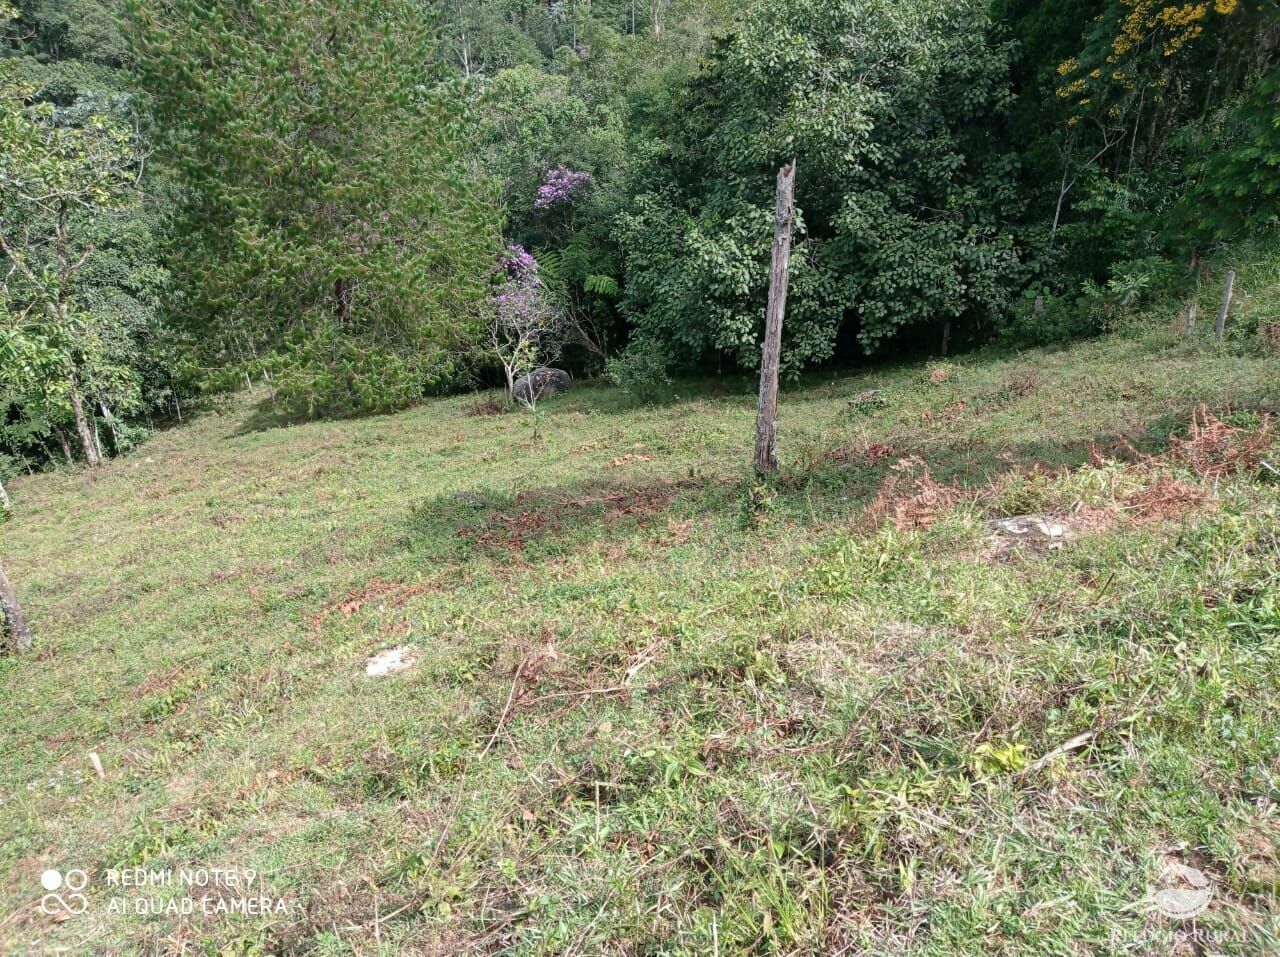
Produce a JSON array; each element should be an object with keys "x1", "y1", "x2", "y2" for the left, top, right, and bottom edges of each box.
[
  {"x1": 496, "y1": 243, "x2": 539, "y2": 281},
  {"x1": 492, "y1": 246, "x2": 548, "y2": 330},
  {"x1": 534, "y1": 166, "x2": 593, "y2": 210}
]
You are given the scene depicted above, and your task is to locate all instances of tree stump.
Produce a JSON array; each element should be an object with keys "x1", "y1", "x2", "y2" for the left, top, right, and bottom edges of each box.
[{"x1": 0, "y1": 563, "x2": 32, "y2": 653}]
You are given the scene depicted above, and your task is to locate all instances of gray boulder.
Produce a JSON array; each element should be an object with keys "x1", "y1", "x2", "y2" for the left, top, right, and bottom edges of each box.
[{"x1": 512, "y1": 367, "x2": 571, "y2": 404}]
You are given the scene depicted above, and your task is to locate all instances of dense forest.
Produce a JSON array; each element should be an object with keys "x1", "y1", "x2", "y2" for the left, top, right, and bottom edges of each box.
[{"x1": 2, "y1": 0, "x2": 1278, "y2": 470}]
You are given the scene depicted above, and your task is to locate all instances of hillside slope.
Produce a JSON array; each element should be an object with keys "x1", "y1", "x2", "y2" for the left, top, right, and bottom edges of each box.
[{"x1": 2, "y1": 329, "x2": 1279, "y2": 955}]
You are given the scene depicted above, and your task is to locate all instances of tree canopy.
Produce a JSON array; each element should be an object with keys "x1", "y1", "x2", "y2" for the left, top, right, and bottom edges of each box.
[{"x1": 0, "y1": 0, "x2": 1276, "y2": 473}]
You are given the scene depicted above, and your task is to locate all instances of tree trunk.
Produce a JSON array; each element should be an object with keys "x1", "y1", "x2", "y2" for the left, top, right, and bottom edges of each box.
[
  {"x1": 69, "y1": 381, "x2": 102, "y2": 467},
  {"x1": 333, "y1": 277, "x2": 353, "y2": 326},
  {"x1": 52, "y1": 426, "x2": 75, "y2": 466},
  {"x1": 0, "y1": 563, "x2": 32, "y2": 654},
  {"x1": 1050, "y1": 159, "x2": 1071, "y2": 247},
  {"x1": 503, "y1": 362, "x2": 516, "y2": 403},
  {"x1": 99, "y1": 401, "x2": 120, "y2": 456},
  {"x1": 754, "y1": 160, "x2": 797, "y2": 473}
]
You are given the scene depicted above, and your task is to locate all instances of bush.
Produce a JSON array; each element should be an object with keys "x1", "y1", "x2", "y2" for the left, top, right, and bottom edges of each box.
[
  {"x1": 605, "y1": 337, "x2": 672, "y2": 404},
  {"x1": 1001, "y1": 288, "x2": 1106, "y2": 345}
]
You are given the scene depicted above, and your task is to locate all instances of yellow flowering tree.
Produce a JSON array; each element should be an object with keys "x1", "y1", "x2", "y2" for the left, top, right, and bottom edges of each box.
[
  {"x1": 1051, "y1": 0, "x2": 1279, "y2": 244},
  {"x1": 1055, "y1": 0, "x2": 1255, "y2": 124}
]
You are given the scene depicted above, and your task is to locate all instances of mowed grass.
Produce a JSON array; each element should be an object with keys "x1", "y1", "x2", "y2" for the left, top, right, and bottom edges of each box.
[{"x1": 2, "y1": 326, "x2": 1279, "y2": 955}]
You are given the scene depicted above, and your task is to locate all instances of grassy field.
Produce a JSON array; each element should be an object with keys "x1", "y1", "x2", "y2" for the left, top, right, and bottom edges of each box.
[{"x1": 2, "y1": 324, "x2": 1279, "y2": 955}]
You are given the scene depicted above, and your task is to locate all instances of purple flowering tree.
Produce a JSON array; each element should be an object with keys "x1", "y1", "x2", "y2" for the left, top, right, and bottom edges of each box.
[
  {"x1": 533, "y1": 166, "x2": 593, "y2": 210},
  {"x1": 488, "y1": 245, "x2": 565, "y2": 409}
]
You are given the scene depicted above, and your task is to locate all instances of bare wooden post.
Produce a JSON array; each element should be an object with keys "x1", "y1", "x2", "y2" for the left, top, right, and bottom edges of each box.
[
  {"x1": 1185, "y1": 301, "x2": 1198, "y2": 336},
  {"x1": 754, "y1": 160, "x2": 796, "y2": 473},
  {"x1": 0, "y1": 563, "x2": 32, "y2": 654},
  {"x1": 1215, "y1": 270, "x2": 1235, "y2": 342}
]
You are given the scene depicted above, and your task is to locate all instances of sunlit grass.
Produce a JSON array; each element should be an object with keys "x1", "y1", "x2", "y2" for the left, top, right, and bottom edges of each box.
[{"x1": 2, "y1": 327, "x2": 1278, "y2": 955}]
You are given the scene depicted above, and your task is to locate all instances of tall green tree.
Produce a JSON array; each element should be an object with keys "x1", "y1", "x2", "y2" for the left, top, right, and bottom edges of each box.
[
  {"x1": 617, "y1": 0, "x2": 1023, "y2": 375},
  {"x1": 127, "y1": 0, "x2": 502, "y2": 415},
  {"x1": 998, "y1": 0, "x2": 1280, "y2": 282},
  {"x1": 1, "y1": 1, "x2": 142, "y2": 467}
]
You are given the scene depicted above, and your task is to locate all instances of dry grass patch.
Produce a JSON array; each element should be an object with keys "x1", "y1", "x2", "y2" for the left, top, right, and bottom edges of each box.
[{"x1": 1170, "y1": 404, "x2": 1275, "y2": 479}]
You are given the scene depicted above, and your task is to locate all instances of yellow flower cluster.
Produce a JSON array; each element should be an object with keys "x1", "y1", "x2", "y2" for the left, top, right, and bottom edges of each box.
[
  {"x1": 1114, "y1": 0, "x2": 1239, "y2": 58},
  {"x1": 1055, "y1": 0, "x2": 1239, "y2": 109},
  {"x1": 1057, "y1": 78, "x2": 1087, "y2": 99}
]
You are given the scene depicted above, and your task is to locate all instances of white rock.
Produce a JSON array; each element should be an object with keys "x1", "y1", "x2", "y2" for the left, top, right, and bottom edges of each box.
[{"x1": 365, "y1": 646, "x2": 416, "y2": 677}]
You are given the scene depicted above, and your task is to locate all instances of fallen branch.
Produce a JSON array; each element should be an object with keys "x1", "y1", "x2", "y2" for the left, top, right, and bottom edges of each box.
[
  {"x1": 480, "y1": 658, "x2": 527, "y2": 760},
  {"x1": 1021, "y1": 731, "x2": 1095, "y2": 775}
]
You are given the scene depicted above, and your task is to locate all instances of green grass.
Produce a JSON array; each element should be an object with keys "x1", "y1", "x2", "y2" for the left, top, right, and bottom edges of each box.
[{"x1": 2, "y1": 326, "x2": 1279, "y2": 955}]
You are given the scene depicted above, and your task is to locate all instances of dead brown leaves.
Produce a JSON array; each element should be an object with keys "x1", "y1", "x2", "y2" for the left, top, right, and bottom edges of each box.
[
  {"x1": 825, "y1": 441, "x2": 895, "y2": 467},
  {"x1": 458, "y1": 481, "x2": 691, "y2": 553},
  {"x1": 866, "y1": 458, "x2": 964, "y2": 531},
  {"x1": 464, "y1": 397, "x2": 505, "y2": 417},
  {"x1": 665, "y1": 518, "x2": 695, "y2": 543},
  {"x1": 607, "y1": 452, "x2": 653, "y2": 468},
  {"x1": 1169, "y1": 404, "x2": 1274, "y2": 479},
  {"x1": 1259, "y1": 321, "x2": 1280, "y2": 353},
  {"x1": 309, "y1": 578, "x2": 437, "y2": 637},
  {"x1": 1121, "y1": 472, "x2": 1208, "y2": 523},
  {"x1": 139, "y1": 666, "x2": 189, "y2": 697},
  {"x1": 857, "y1": 406, "x2": 1275, "y2": 537},
  {"x1": 887, "y1": 473, "x2": 962, "y2": 530},
  {"x1": 919, "y1": 401, "x2": 967, "y2": 424}
]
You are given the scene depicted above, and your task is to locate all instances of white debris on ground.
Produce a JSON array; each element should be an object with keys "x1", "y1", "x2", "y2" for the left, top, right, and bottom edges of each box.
[
  {"x1": 987, "y1": 515, "x2": 1069, "y2": 540},
  {"x1": 365, "y1": 645, "x2": 416, "y2": 677},
  {"x1": 984, "y1": 514, "x2": 1070, "y2": 560}
]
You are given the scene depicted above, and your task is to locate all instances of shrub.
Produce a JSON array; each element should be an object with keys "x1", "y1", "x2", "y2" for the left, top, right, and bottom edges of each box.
[{"x1": 605, "y1": 337, "x2": 672, "y2": 404}]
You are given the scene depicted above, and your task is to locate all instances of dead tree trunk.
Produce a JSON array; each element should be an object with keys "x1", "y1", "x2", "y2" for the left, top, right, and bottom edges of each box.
[
  {"x1": 0, "y1": 563, "x2": 32, "y2": 654},
  {"x1": 1215, "y1": 270, "x2": 1235, "y2": 342},
  {"x1": 754, "y1": 160, "x2": 797, "y2": 473}
]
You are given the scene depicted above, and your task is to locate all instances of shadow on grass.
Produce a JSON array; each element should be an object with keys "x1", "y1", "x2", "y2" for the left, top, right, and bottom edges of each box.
[
  {"x1": 401, "y1": 415, "x2": 1201, "y2": 568},
  {"x1": 224, "y1": 373, "x2": 743, "y2": 436},
  {"x1": 406, "y1": 472, "x2": 741, "y2": 563},
  {"x1": 557, "y1": 375, "x2": 760, "y2": 416},
  {"x1": 227, "y1": 390, "x2": 419, "y2": 437}
]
